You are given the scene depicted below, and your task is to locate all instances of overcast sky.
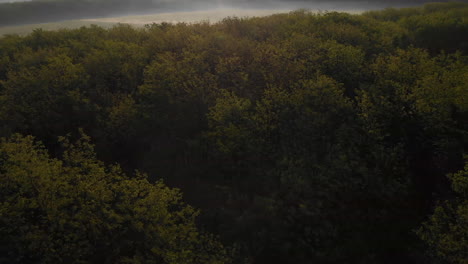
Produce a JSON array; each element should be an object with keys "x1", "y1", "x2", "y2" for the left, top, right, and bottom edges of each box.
[
  {"x1": 0, "y1": 0, "x2": 462, "y2": 27},
  {"x1": 0, "y1": 0, "x2": 30, "y2": 2}
]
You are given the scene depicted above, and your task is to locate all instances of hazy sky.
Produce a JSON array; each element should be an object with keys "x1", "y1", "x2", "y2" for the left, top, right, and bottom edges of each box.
[
  {"x1": 0, "y1": 0, "x2": 461, "y2": 27},
  {"x1": 0, "y1": 0, "x2": 458, "y2": 8},
  {"x1": 0, "y1": 0, "x2": 30, "y2": 2}
]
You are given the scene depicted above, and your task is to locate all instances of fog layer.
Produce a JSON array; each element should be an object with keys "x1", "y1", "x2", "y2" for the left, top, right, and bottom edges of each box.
[{"x1": 0, "y1": 0, "x2": 460, "y2": 26}]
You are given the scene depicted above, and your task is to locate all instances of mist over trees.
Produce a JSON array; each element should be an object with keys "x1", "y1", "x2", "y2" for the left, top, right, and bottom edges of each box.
[
  {"x1": 0, "y1": 0, "x2": 462, "y2": 26},
  {"x1": 0, "y1": 2, "x2": 468, "y2": 264}
]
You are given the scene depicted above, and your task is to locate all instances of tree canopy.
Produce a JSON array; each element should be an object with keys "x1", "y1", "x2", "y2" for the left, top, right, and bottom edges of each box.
[
  {"x1": 0, "y1": 133, "x2": 228, "y2": 264},
  {"x1": 0, "y1": 2, "x2": 467, "y2": 263}
]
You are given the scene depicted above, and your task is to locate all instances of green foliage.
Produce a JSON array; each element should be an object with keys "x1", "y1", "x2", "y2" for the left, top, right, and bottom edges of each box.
[
  {"x1": 364, "y1": 2, "x2": 468, "y2": 53},
  {"x1": 83, "y1": 40, "x2": 147, "y2": 97},
  {"x1": 418, "y1": 160, "x2": 468, "y2": 264},
  {"x1": 207, "y1": 75, "x2": 412, "y2": 263},
  {"x1": 207, "y1": 90, "x2": 252, "y2": 156},
  {"x1": 0, "y1": 3, "x2": 468, "y2": 263},
  {"x1": 0, "y1": 53, "x2": 93, "y2": 141},
  {"x1": 0, "y1": 133, "x2": 228, "y2": 264}
]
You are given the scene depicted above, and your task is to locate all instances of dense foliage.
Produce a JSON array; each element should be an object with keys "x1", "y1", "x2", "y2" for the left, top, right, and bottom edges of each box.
[
  {"x1": 0, "y1": 2, "x2": 467, "y2": 263},
  {"x1": 0, "y1": 133, "x2": 229, "y2": 264},
  {"x1": 418, "y1": 160, "x2": 468, "y2": 264}
]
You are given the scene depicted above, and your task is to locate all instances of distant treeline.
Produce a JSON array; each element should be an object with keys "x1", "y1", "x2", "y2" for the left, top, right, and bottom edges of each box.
[
  {"x1": 0, "y1": 0, "x2": 459, "y2": 26},
  {"x1": 1, "y1": 2, "x2": 468, "y2": 264}
]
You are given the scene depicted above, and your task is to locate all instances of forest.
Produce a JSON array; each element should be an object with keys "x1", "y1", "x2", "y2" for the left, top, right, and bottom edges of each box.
[{"x1": 0, "y1": 2, "x2": 467, "y2": 263}]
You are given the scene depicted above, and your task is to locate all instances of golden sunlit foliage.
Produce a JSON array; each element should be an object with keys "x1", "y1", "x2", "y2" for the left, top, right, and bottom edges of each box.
[{"x1": 0, "y1": 133, "x2": 229, "y2": 263}]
